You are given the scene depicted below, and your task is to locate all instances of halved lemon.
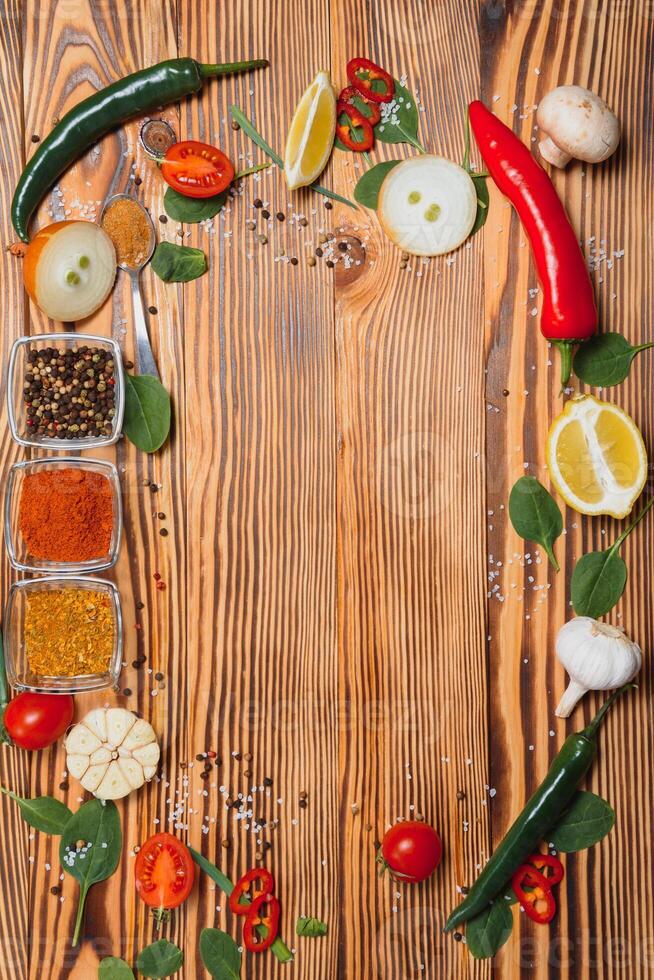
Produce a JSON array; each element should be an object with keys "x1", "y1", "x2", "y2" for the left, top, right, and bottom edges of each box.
[
  {"x1": 284, "y1": 71, "x2": 336, "y2": 191},
  {"x1": 546, "y1": 394, "x2": 647, "y2": 518}
]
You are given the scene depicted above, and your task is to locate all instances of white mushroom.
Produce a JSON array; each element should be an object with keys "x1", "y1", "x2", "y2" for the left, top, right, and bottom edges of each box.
[{"x1": 536, "y1": 85, "x2": 620, "y2": 168}]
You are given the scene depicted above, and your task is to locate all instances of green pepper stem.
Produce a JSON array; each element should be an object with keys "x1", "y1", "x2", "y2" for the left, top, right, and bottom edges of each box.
[
  {"x1": 199, "y1": 59, "x2": 269, "y2": 79},
  {"x1": 553, "y1": 340, "x2": 574, "y2": 390},
  {"x1": 583, "y1": 683, "x2": 636, "y2": 740}
]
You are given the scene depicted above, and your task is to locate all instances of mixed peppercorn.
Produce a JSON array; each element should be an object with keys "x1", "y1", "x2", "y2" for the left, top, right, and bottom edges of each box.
[{"x1": 23, "y1": 345, "x2": 116, "y2": 439}]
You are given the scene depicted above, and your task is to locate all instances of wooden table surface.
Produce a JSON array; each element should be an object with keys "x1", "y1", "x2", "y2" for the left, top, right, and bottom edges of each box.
[{"x1": 0, "y1": 1, "x2": 652, "y2": 977}]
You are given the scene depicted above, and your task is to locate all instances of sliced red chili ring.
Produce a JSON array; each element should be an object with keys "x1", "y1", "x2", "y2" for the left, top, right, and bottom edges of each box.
[
  {"x1": 528, "y1": 852, "x2": 564, "y2": 886},
  {"x1": 512, "y1": 865, "x2": 557, "y2": 925},
  {"x1": 337, "y1": 85, "x2": 381, "y2": 126},
  {"x1": 346, "y1": 57, "x2": 394, "y2": 104},
  {"x1": 243, "y1": 892, "x2": 280, "y2": 953},
  {"x1": 336, "y1": 100, "x2": 374, "y2": 152},
  {"x1": 229, "y1": 868, "x2": 275, "y2": 916}
]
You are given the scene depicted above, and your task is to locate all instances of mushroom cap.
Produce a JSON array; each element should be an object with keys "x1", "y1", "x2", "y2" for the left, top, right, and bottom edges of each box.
[{"x1": 536, "y1": 85, "x2": 620, "y2": 162}]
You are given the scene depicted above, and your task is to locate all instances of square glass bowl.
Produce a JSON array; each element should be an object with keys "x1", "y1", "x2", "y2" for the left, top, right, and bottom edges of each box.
[
  {"x1": 5, "y1": 457, "x2": 123, "y2": 574},
  {"x1": 3, "y1": 577, "x2": 122, "y2": 693},
  {"x1": 7, "y1": 333, "x2": 125, "y2": 449}
]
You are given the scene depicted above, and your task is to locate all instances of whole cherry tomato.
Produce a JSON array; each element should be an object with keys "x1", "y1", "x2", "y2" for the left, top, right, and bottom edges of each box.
[
  {"x1": 378, "y1": 820, "x2": 442, "y2": 883},
  {"x1": 135, "y1": 832, "x2": 195, "y2": 925},
  {"x1": 4, "y1": 692, "x2": 74, "y2": 750},
  {"x1": 161, "y1": 140, "x2": 234, "y2": 198}
]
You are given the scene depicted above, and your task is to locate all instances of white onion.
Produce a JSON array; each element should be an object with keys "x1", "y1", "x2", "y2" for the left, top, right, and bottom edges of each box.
[{"x1": 31, "y1": 222, "x2": 116, "y2": 321}]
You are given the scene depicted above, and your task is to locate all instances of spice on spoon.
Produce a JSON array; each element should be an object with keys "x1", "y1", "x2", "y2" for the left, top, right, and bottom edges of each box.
[
  {"x1": 101, "y1": 197, "x2": 152, "y2": 268},
  {"x1": 25, "y1": 589, "x2": 114, "y2": 676}
]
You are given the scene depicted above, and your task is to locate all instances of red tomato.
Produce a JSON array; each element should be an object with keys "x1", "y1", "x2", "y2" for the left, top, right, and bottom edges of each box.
[
  {"x1": 135, "y1": 832, "x2": 195, "y2": 917},
  {"x1": 161, "y1": 140, "x2": 234, "y2": 198},
  {"x1": 379, "y1": 820, "x2": 442, "y2": 883},
  {"x1": 4, "y1": 692, "x2": 74, "y2": 750}
]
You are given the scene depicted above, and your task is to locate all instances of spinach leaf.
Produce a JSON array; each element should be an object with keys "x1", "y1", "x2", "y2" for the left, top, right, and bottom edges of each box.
[
  {"x1": 571, "y1": 548, "x2": 627, "y2": 618},
  {"x1": 508, "y1": 476, "x2": 563, "y2": 570},
  {"x1": 296, "y1": 916, "x2": 328, "y2": 937},
  {"x1": 0, "y1": 787, "x2": 72, "y2": 835},
  {"x1": 354, "y1": 161, "x2": 401, "y2": 209},
  {"x1": 98, "y1": 957, "x2": 134, "y2": 979},
  {"x1": 151, "y1": 242, "x2": 207, "y2": 283},
  {"x1": 123, "y1": 374, "x2": 171, "y2": 453},
  {"x1": 136, "y1": 940, "x2": 183, "y2": 978},
  {"x1": 465, "y1": 897, "x2": 513, "y2": 959},
  {"x1": 199, "y1": 929, "x2": 240, "y2": 979},
  {"x1": 163, "y1": 187, "x2": 227, "y2": 224},
  {"x1": 469, "y1": 173, "x2": 489, "y2": 237},
  {"x1": 573, "y1": 332, "x2": 654, "y2": 387},
  {"x1": 549, "y1": 791, "x2": 615, "y2": 852},
  {"x1": 59, "y1": 799, "x2": 122, "y2": 946},
  {"x1": 375, "y1": 79, "x2": 425, "y2": 152}
]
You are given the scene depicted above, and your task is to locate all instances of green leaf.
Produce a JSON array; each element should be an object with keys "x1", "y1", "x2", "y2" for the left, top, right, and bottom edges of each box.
[
  {"x1": 508, "y1": 476, "x2": 563, "y2": 570},
  {"x1": 123, "y1": 374, "x2": 171, "y2": 453},
  {"x1": 0, "y1": 787, "x2": 72, "y2": 835},
  {"x1": 163, "y1": 187, "x2": 227, "y2": 223},
  {"x1": 469, "y1": 174, "x2": 489, "y2": 237},
  {"x1": 571, "y1": 548, "x2": 627, "y2": 618},
  {"x1": 296, "y1": 916, "x2": 328, "y2": 937},
  {"x1": 199, "y1": 929, "x2": 240, "y2": 979},
  {"x1": 375, "y1": 80, "x2": 425, "y2": 152},
  {"x1": 136, "y1": 940, "x2": 183, "y2": 978},
  {"x1": 151, "y1": 242, "x2": 207, "y2": 283},
  {"x1": 354, "y1": 160, "x2": 401, "y2": 209},
  {"x1": 573, "y1": 332, "x2": 654, "y2": 387},
  {"x1": 549, "y1": 791, "x2": 615, "y2": 852},
  {"x1": 465, "y1": 897, "x2": 513, "y2": 959},
  {"x1": 98, "y1": 957, "x2": 135, "y2": 979},
  {"x1": 59, "y1": 799, "x2": 122, "y2": 946}
]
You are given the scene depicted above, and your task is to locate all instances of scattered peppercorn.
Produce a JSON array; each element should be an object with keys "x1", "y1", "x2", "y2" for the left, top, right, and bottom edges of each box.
[
  {"x1": 299, "y1": 799, "x2": 308, "y2": 809},
  {"x1": 231, "y1": 119, "x2": 240, "y2": 131},
  {"x1": 200, "y1": 771, "x2": 210, "y2": 780},
  {"x1": 148, "y1": 306, "x2": 158, "y2": 315},
  {"x1": 276, "y1": 212, "x2": 285, "y2": 221},
  {"x1": 159, "y1": 214, "x2": 168, "y2": 224},
  {"x1": 157, "y1": 512, "x2": 166, "y2": 520},
  {"x1": 123, "y1": 688, "x2": 132, "y2": 696},
  {"x1": 136, "y1": 601, "x2": 145, "y2": 610},
  {"x1": 315, "y1": 248, "x2": 323, "y2": 257},
  {"x1": 150, "y1": 485, "x2": 159, "y2": 494},
  {"x1": 326, "y1": 260, "x2": 334, "y2": 268},
  {"x1": 159, "y1": 528, "x2": 168, "y2": 537},
  {"x1": 502, "y1": 389, "x2": 510, "y2": 397},
  {"x1": 50, "y1": 885, "x2": 61, "y2": 895},
  {"x1": 258, "y1": 234, "x2": 268, "y2": 245},
  {"x1": 263, "y1": 777, "x2": 273, "y2": 787},
  {"x1": 456, "y1": 790, "x2": 466, "y2": 801},
  {"x1": 155, "y1": 672, "x2": 164, "y2": 681},
  {"x1": 59, "y1": 781, "x2": 69, "y2": 791},
  {"x1": 253, "y1": 199, "x2": 263, "y2": 209},
  {"x1": 290, "y1": 257, "x2": 298, "y2": 266},
  {"x1": 299, "y1": 790, "x2": 308, "y2": 800},
  {"x1": 222, "y1": 839, "x2": 230, "y2": 848},
  {"x1": 134, "y1": 176, "x2": 142, "y2": 186},
  {"x1": 338, "y1": 241, "x2": 348, "y2": 252},
  {"x1": 244, "y1": 752, "x2": 253, "y2": 761},
  {"x1": 307, "y1": 256, "x2": 316, "y2": 267},
  {"x1": 31, "y1": 134, "x2": 41, "y2": 143},
  {"x1": 299, "y1": 217, "x2": 309, "y2": 227},
  {"x1": 261, "y1": 209, "x2": 270, "y2": 220},
  {"x1": 325, "y1": 201, "x2": 333, "y2": 209},
  {"x1": 124, "y1": 360, "x2": 134, "y2": 370},
  {"x1": 453, "y1": 932, "x2": 463, "y2": 942},
  {"x1": 244, "y1": 769, "x2": 252, "y2": 778}
]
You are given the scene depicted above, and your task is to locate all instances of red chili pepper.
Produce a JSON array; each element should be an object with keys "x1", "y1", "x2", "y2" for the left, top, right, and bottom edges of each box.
[
  {"x1": 243, "y1": 892, "x2": 280, "y2": 953},
  {"x1": 336, "y1": 99, "x2": 374, "y2": 152},
  {"x1": 347, "y1": 57, "x2": 394, "y2": 104},
  {"x1": 468, "y1": 100, "x2": 597, "y2": 386},
  {"x1": 229, "y1": 868, "x2": 275, "y2": 916},
  {"x1": 528, "y1": 852, "x2": 564, "y2": 886},
  {"x1": 338, "y1": 85, "x2": 381, "y2": 126},
  {"x1": 512, "y1": 864, "x2": 557, "y2": 924}
]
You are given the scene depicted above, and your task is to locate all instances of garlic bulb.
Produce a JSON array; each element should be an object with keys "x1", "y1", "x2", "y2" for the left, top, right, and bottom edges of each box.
[
  {"x1": 65, "y1": 707, "x2": 160, "y2": 800},
  {"x1": 555, "y1": 617, "x2": 641, "y2": 717}
]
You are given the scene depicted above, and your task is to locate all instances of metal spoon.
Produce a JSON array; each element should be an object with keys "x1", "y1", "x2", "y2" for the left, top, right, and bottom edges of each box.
[{"x1": 101, "y1": 193, "x2": 159, "y2": 380}]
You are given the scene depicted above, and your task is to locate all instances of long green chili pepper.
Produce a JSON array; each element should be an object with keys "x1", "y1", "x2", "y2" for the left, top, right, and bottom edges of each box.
[
  {"x1": 0, "y1": 632, "x2": 12, "y2": 745},
  {"x1": 445, "y1": 684, "x2": 634, "y2": 932},
  {"x1": 11, "y1": 57, "x2": 268, "y2": 241}
]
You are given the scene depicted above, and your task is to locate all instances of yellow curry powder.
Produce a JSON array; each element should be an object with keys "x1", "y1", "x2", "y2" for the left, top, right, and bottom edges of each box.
[
  {"x1": 101, "y1": 198, "x2": 151, "y2": 268},
  {"x1": 25, "y1": 589, "x2": 114, "y2": 677}
]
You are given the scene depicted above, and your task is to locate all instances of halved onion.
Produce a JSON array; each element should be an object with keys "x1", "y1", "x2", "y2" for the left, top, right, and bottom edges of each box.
[
  {"x1": 377, "y1": 156, "x2": 477, "y2": 256},
  {"x1": 23, "y1": 221, "x2": 117, "y2": 321}
]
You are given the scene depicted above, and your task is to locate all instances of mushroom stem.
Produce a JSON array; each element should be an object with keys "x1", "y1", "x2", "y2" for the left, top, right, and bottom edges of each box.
[{"x1": 538, "y1": 136, "x2": 572, "y2": 169}]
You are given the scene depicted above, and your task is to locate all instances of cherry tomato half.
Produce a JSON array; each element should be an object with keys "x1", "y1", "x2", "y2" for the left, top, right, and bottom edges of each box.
[
  {"x1": 161, "y1": 140, "x2": 234, "y2": 198},
  {"x1": 135, "y1": 832, "x2": 195, "y2": 915},
  {"x1": 4, "y1": 692, "x2": 74, "y2": 750},
  {"x1": 379, "y1": 820, "x2": 442, "y2": 883}
]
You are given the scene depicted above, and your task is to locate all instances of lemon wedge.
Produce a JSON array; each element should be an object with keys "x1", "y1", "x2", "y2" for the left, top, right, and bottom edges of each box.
[
  {"x1": 284, "y1": 71, "x2": 336, "y2": 190},
  {"x1": 546, "y1": 394, "x2": 647, "y2": 518}
]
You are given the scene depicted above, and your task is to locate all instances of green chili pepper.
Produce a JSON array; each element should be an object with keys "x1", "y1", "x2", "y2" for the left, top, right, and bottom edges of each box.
[
  {"x1": 11, "y1": 57, "x2": 268, "y2": 242},
  {"x1": 0, "y1": 632, "x2": 12, "y2": 745},
  {"x1": 444, "y1": 684, "x2": 634, "y2": 932}
]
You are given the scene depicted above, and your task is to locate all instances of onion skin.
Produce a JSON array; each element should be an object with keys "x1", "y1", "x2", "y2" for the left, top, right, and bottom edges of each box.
[{"x1": 22, "y1": 221, "x2": 70, "y2": 305}]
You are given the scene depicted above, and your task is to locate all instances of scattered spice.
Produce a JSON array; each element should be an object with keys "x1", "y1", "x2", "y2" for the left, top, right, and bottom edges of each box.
[
  {"x1": 261, "y1": 209, "x2": 270, "y2": 220},
  {"x1": 31, "y1": 134, "x2": 40, "y2": 143},
  {"x1": 253, "y1": 199, "x2": 263, "y2": 209},
  {"x1": 25, "y1": 589, "x2": 114, "y2": 677},
  {"x1": 159, "y1": 214, "x2": 168, "y2": 224},
  {"x1": 276, "y1": 212, "x2": 285, "y2": 222},
  {"x1": 101, "y1": 197, "x2": 152, "y2": 268},
  {"x1": 231, "y1": 119, "x2": 240, "y2": 131},
  {"x1": 18, "y1": 467, "x2": 114, "y2": 563},
  {"x1": 159, "y1": 528, "x2": 168, "y2": 537},
  {"x1": 23, "y1": 345, "x2": 116, "y2": 440},
  {"x1": 148, "y1": 305, "x2": 158, "y2": 315}
]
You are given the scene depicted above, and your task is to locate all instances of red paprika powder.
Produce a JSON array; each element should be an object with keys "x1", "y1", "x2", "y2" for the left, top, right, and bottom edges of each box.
[{"x1": 18, "y1": 467, "x2": 114, "y2": 562}]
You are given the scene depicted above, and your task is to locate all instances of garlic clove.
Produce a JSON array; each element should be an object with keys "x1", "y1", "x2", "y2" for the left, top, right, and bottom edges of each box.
[
  {"x1": 555, "y1": 679, "x2": 590, "y2": 718},
  {"x1": 95, "y1": 761, "x2": 132, "y2": 800},
  {"x1": 65, "y1": 724, "x2": 102, "y2": 756},
  {"x1": 81, "y1": 763, "x2": 108, "y2": 793},
  {"x1": 122, "y1": 718, "x2": 156, "y2": 751},
  {"x1": 119, "y1": 757, "x2": 146, "y2": 791},
  {"x1": 143, "y1": 765, "x2": 157, "y2": 781},
  {"x1": 66, "y1": 754, "x2": 90, "y2": 780},
  {"x1": 132, "y1": 742, "x2": 160, "y2": 768},
  {"x1": 90, "y1": 746, "x2": 113, "y2": 766},
  {"x1": 84, "y1": 708, "x2": 108, "y2": 743},
  {"x1": 106, "y1": 707, "x2": 136, "y2": 746}
]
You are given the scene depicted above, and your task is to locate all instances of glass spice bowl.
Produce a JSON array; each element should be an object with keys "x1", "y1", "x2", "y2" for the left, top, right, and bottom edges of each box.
[
  {"x1": 4, "y1": 457, "x2": 123, "y2": 575},
  {"x1": 7, "y1": 333, "x2": 125, "y2": 450},
  {"x1": 3, "y1": 576, "x2": 123, "y2": 694}
]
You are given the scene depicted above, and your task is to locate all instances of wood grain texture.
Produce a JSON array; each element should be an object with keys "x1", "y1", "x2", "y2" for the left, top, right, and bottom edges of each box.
[{"x1": 0, "y1": 0, "x2": 652, "y2": 977}]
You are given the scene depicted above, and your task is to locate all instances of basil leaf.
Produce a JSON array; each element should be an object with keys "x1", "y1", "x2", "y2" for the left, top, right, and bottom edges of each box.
[
  {"x1": 573, "y1": 332, "x2": 654, "y2": 387},
  {"x1": 571, "y1": 548, "x2": 627, "y2": 618},
  {"x1": 549, "y1": 791, "x2": 615, "y2": 852},
  {"x1": 465, "y1": 897, "x2": 513, "y2": 959},
  {"x1": 354, "y1": 160, "x2": 401, "y2": 209},
  {"x1": 98, "y1": 957, "x2": 134, "y2": 979},
  {"x1": 296, "y1": 916, "x2": 328, "y2": 937},
  {"x1": 469, "y1": 174, "x2": 489, "y2": 237},
  {"x1": 163, "y1": 187, "x2": 227, "y2": 223},
  {"x1": 123, "y1": 374, "x2": 171, "y2": 453},
  {"x1": 508, "y1": 476, "x2": 563, "y2": 570},
  {"x1": 199, "y1": 929, "x2": 240, "y2": 980},
  {"x1": 151, "y1": 242, "x2": 207, "y2": 283},
  {"x1": 375, "y1": 80, "x2": 425, "y2": 152},
  {"x1": 0, "y1": 787, "x2": 72, "y2": 835},
  {"x1": 136, "y1": 940, "x2": 183, "y2": 978},
  {"x1": 60, "y1": 799, "x2": 122, "y2": 946}
]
